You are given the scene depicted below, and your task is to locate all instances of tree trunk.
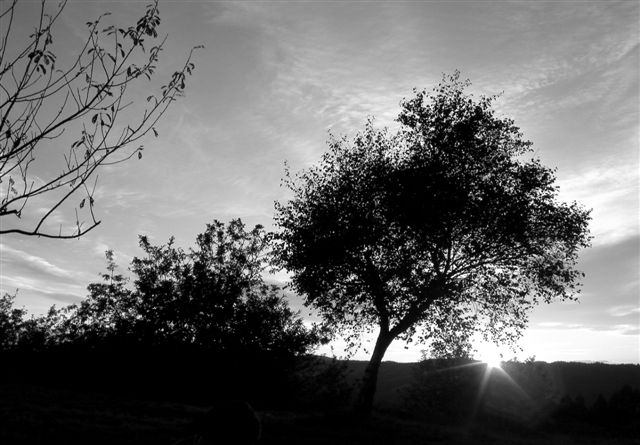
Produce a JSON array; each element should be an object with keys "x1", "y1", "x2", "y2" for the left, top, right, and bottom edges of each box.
[{"x1": 354, "y1": 331, "x2": 394, "y2": 416}]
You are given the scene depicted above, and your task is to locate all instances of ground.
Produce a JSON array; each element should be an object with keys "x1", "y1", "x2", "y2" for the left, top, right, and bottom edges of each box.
[{"x1": 1, "y1": 383, "x2": 636, "y2": 445}]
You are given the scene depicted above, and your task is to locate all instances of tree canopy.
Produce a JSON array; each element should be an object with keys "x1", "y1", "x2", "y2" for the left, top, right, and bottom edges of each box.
[
  {"x1": 0, "y1": 219, "x2": 326, "y2": 406},
  {"x1": 275, "y1": 72, "x2": 591, "y2": 414},
  {"x1": 2, "y1": 219, "x2": 322, "y2": 358}
]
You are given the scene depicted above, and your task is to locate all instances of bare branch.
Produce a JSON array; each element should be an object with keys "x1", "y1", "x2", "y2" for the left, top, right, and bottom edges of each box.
[{"x1": 0, "y1": 0, "x2": 200, "y2": 239}]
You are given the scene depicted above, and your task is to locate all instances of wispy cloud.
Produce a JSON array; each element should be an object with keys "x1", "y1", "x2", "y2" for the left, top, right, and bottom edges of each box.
[
  {"x1": 608, "y1": 306, "x2": 640, "y2": 318},
  {"x1": 556, "y1": 164, "x2": 638, "y2": 246},
  {"x1": 0, "y1": 244, "x2": 89, "y2": 311},
  {"x1": 1, "y1": 244, "x2": 73, "y2": 279}
]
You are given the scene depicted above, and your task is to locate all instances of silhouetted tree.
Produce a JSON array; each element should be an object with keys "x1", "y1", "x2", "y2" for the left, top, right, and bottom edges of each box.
[
  {"x1": 44, "y1": 219, "x2": 321, "y2": 357},
  {"x1": 0, "y1": 220, "x2": 322, "y2": 405},
  {"x1": 0, "y1": 292, "x2": 26, "y2": 349},
  {"x1": 54, "y1": 250, "x2": 137, "y2": 346},
  {"x1": 0, "y1": 292, "x2": 57, "y2": 350},
  {"x1": 275, "y1": 72, "x2": 591, "y2": 415},
  {"x1": 127, "y1": 219, "x2": 321, "y2": 354},
  {"x1": 608, "y1": 385, "x2": 640, "y2": 424},
  {"x1": 0, "y1": 0, "x2": 200, "y2": 238}
]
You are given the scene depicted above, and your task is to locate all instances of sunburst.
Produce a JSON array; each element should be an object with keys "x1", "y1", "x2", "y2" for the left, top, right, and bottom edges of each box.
[{"x1": 476, "y1": 343, "x2": 503, "y2": 369}]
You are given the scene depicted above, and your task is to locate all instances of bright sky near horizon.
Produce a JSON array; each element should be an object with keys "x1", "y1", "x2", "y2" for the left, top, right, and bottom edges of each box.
[{"x1": 1, "y1": 1, "x2": 638, "y2": 364}]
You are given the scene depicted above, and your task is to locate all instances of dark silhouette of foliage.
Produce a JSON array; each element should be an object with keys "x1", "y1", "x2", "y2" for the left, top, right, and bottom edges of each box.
[
  {"x1": 50, "y1": 250, "x2": 137, "y2": 346},
  {"x1": 0, "y1": 292, "x2": 26, "y2": 349},
  {"x1": 551, "y1": 384, "x2": 639, "y2": 434},
  {"x1": 0, "y1": 292, "x2": 59, "y2": 350},
  {"x1": 122, "y1": 219, "x2": 321, "y2": 354},
  {"x1": 606, "y1": 384, "x2": 640, "y2": 425},
  {"x1": 0, "y1": 0, "x2": 200, "y2": 238},
  {"x1": 36, "y1": 219, "x2": 322, "y2": 357},
  {"x1": 0, "y1": 219, "x2": 324, "y2": 408},
  {"x1": 275, "y1": 72, "x2": 591, "y2": 415}
]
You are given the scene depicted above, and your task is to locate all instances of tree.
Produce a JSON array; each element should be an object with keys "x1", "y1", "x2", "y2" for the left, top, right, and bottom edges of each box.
[
  {"x1": 0, "y1": 0, "x2": 200, "y2": 238},
  {"x1": 0, "y1": 291, "x2": 58, "y2": 350},
  {"x1": 49, "y1": 219, "x2": 321, "y2": 356},
  {"x1": 129, "y1": 219, "x2": 321, "y2": 355},
  {"x1": 275, "y1": 72, "x2": 591, "y2": 415},
  {"x1": 0, "y1": 221, "x2": 323, "y2": 406},
  {"x1": 53, "y1": 250, "x2": 137, "y2": 345},
  {"x1": 0, "y1": 292, "x2": 27, "y2": 350}
]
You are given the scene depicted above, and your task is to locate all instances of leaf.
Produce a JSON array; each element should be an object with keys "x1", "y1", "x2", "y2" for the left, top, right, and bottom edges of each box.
[
  {"x1": 138, "y1": 151, "x2": 142, "y2": 160},
  {"x1": 79, "y1": 199, "x2": 85, "y2": 209},
  {"x1": 92, "y1": 114, "x2": 98, "y2": 124},
  {"x1": 152, "y1": 127, "x2": 158, "y2": 137}
]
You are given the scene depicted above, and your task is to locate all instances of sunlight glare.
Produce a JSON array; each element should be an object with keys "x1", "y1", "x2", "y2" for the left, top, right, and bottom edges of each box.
[{"x1": 477, "y1": 344, "x2": 503, "y2": 369}]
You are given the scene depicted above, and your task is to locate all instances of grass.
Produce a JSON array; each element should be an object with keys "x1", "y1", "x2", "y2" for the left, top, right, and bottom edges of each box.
[{"x1": 1, "y1": 383, "x2": 637, "y2": 445}]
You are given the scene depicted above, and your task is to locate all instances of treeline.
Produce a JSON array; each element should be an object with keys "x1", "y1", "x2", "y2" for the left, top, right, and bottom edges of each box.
[
  {"x1": 2, "y1": 219, "x2": 321, "y2": 354},
  {"x1": 554, "y1": 385, "x2": 640, "y2": 427},
  {"x1": 400, "y1": 358, "x2": 639, "y2": 433},
  {"x1": 0, "y1": 219, "x2": 345, "y2": 408}
]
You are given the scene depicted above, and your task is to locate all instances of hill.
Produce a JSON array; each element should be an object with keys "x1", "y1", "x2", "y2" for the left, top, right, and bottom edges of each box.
[
  {"x1": 1, "y1": 355, "x2": 638, "y2": 444},
  {"x1": 341, "y1": 358, "x2": 640, "y2": 408}
]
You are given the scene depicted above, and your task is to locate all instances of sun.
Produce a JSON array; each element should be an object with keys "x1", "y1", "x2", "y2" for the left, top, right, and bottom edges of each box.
[{"x1": 476, "y1": 343, "x2": 503, "y2": 369}]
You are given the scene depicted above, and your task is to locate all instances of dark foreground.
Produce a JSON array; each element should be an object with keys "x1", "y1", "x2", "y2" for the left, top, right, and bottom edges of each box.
[{"x1": 1, "y1": 383, "x2": 637, "y2": 445}]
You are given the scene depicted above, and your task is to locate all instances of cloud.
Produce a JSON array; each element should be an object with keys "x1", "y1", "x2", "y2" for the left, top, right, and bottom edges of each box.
[
  {"x1": 555, "y1": 163, "x2": 638, "y2": 246},
  {"x1": 0, "y1": 244, "x2": 89, "y2": 313},
  {"x1": 1, "y1": 274, "x2": 84, "y2": 310},
  {"x1": 534, "y1": 321, "x2": 639, "y2": 337},
  {"x1": 608, "y1": 305, "x2": 640, "y2": 318},
  {"x1": 537, "y1": 322, "x2": 584, "y2": 329},
  {"x1": 528, "y1": 234, "x2": 638, "y2": 336},
  {"x1": 0, "y1": 244, "x2": 73, "y2": 279},
  {"x1": 519, "y1": 326, "x2": 639, "y2": 363}
]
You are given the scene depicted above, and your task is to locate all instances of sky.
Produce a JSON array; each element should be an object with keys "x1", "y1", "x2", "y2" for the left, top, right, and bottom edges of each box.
[{"x1": 1, "y1": 0, "x2": 638, "y2": 364}]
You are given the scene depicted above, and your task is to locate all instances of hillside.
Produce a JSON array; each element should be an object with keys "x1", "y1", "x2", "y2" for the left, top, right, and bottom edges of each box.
[
  {"x1": 1, "y1": 357, "x2": 639, "y2": 444},
  {"x1": 342, "y1": 359, "x2": 640, "y2": 408}
]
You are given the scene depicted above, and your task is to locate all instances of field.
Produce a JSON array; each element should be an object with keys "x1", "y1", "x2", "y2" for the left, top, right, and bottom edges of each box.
[{"x1": 1, "y1": 359, "x2": 638, "y2": 445}]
